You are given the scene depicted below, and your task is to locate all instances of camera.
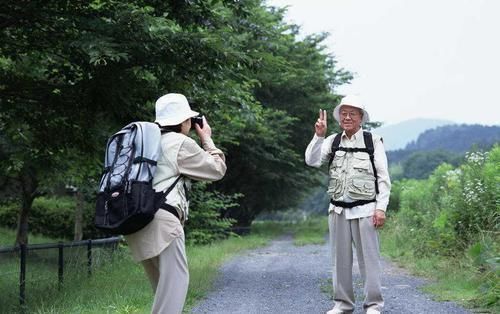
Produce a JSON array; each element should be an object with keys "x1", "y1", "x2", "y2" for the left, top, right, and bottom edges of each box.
[{"x1": 191, "y1": 116, "x2": 204, "y2": 129}]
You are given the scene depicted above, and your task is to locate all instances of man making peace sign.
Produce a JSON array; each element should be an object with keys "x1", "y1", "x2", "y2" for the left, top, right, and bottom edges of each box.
[{"x1": 305, "y1": 95, "x2": 391, "y2": 314}]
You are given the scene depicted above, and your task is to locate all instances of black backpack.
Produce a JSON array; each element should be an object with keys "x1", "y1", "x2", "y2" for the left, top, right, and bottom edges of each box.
[{"x1": 94, "y1": 122, "x2": 179, "y2": 235}]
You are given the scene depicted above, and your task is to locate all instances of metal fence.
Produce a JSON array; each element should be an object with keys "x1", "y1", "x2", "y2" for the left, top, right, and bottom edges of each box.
[{"x1": 0, "y1": 237, "x2": 122, "y2": 308}]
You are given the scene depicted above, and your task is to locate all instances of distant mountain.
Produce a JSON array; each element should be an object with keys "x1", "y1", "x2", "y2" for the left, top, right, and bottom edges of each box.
[
  {"x1": 372, "y1": 118, "x2": 455, "y2": 151},
  {"x1": 388, "y1": 124, "x2": 500, "y2": 165},
  {"x1": 405, "y1": 124, "x2": 500, "y2": 152}
]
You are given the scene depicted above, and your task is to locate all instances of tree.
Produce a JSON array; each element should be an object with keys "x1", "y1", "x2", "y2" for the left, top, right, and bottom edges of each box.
[{"x1": 1, "y1": 0, "x2": 351, "y2": 241}]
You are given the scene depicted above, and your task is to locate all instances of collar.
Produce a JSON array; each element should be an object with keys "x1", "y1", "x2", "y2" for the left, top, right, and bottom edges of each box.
[{"x1": 341, "y1": 127, "x2": 364, "y2": 141}]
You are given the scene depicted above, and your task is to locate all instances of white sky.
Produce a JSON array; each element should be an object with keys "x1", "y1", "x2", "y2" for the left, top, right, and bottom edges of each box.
[{"x1": 267, "y1": 0, "x2": 500, "y2": 126}]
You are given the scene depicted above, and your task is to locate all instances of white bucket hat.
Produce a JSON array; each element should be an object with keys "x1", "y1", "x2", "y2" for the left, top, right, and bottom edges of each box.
[
  {"x1": 154, "y1": 93, "x2": 199, "y2": 126},
  {"x1": 333, "y1": 94, "x2": 370, "y2": 124}
]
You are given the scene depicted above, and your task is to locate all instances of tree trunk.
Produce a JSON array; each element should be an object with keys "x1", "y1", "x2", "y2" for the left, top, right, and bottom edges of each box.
[
  {"x1": 74, "y1": 190, "x2": 84, "y2": 241},
  {"x1": 14, "y1": 168, "x2": 38, "y2": 247}
]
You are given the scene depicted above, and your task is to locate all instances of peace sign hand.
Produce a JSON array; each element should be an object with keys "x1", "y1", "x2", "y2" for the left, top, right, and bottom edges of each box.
[{"x1": 315, "y1": 109, "x2": 327, "y2": 137}]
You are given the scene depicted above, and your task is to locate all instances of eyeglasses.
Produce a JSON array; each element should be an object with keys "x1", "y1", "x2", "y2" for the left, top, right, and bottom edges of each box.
[{"x1": 340, "y1": 111, "x2": 361, "y2": 118}]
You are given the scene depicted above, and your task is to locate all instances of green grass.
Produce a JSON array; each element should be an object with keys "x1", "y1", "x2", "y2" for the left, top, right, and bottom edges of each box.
[
  {"x1": 380, "y1": 223, "x2": 499, "y2": 313},
  {"x1": 0, "y1": 223, "x2": 284, "y2": 313},
  {"x1": 8, "y1": 218, "x2": 496, "y2": 312},
  {"x1": 0, "y1": 218, "x2": 329, "y2": 313},
  {"x1": 252, "y1": 216, "x2": 329, "y2": 246}
]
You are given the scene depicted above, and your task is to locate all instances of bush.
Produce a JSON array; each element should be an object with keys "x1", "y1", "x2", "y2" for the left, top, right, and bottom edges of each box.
[
  {"x1": 387, "y1": 146, "x2": 499, "y2": 309},
  {"x1": 0, "y1": 196, "x2": 97, "y2": 240},
  {"x1": 0, "y1": 183, "x2": 240, "y2": 245},
  {"x1": 185, "y1": 182, "x2": 238, "y2": 245}
]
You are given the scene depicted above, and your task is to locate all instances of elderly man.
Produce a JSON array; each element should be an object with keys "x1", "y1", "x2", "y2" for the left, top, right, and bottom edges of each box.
[{"x1": 305, "y1": 95, "x2": 391, "y2": 314}]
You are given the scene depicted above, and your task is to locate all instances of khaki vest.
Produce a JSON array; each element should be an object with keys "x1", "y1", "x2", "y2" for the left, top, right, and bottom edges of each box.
[
  {"x1": 328, "y1": 134, "x2": 376, "y2": 202},
  {"x1": 153, "y1": 132, "x2": 191, "y2": 222}
]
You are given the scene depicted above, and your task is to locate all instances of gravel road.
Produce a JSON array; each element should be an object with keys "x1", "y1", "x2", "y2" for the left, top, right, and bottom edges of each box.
[{"x1": 191, "y1": 236, "x2": 472, "y2": 314}]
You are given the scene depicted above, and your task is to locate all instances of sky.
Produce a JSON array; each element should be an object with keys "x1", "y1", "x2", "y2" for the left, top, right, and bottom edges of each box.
[{"x1": 267, "y1": 0, "x2": 500, "y2": 126}]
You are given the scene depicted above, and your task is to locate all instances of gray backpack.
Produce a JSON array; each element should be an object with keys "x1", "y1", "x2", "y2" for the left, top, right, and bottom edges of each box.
[{"x1": 94, "y1": 122, "x2": 163, "y2": 235}]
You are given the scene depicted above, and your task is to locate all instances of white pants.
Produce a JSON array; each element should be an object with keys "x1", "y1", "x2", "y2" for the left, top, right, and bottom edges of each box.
[
  {"x1": 329, "y1": 211, "x2": 384, "y2": 313},
  {"x1": 141, "y1": 236, "x2": 189, "y2": 314}
]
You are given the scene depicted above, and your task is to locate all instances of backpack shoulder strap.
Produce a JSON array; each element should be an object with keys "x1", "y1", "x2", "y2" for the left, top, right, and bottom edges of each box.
[
  {"x1": 155, "y1": 175, "x2": 183, "y2": 208},
  {"x1": 328, "y1": 133, "x2": 343, "y2": 168},
  {"x1": 363, "y1": 131, "x2": 374, "y2": 155},
  {"x1": 363, "y1": 131, "x2": 379, "y2": 194}
]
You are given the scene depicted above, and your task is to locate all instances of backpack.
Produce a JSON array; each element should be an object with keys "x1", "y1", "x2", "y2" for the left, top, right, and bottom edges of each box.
[
  {"x1": 328, "y1": 131, "x2": 380, "y2": 208},
  {"x1": 95, "y1": 122, "x2": 176, "y2": 235}
]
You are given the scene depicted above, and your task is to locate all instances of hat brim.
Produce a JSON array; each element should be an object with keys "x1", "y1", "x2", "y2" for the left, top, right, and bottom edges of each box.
[
  {"x1": 155, "y1": 110, "x2": 199, "y2": 126},
  {"x1": 333, "y1": 105, "x2": 370, "y2": 124}
]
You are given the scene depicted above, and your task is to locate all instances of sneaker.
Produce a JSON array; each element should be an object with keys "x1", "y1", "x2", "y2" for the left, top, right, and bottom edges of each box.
[
  {"x1": 366, "y1": 308, "x2": 381, "y2": 314},
  {"x1": 326, "y1": 309, "x2": 349, "y2": 314}
]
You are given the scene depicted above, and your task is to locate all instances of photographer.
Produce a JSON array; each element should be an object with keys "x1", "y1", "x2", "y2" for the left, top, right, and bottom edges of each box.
[{"x1": 125, "y1": 93, "x2": 227, "y2": 314}]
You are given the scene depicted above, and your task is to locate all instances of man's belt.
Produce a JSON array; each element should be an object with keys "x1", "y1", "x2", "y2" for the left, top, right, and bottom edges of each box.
[{"x1": 330, "y1": 199, "x2": 376, "y2": 208}]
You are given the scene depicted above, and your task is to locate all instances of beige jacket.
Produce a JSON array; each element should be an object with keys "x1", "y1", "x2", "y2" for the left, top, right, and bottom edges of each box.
[{"x1": 125, "y1": 132, "x2": 226, "y2": 262}]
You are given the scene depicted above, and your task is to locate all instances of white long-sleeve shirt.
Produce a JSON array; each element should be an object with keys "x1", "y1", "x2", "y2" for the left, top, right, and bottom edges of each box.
[{"x1": 305, "y1": 128, "x2": 391, "y2": 219}]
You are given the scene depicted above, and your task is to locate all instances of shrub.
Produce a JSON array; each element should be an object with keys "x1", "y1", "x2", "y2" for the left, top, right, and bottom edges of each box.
[
  {"x1": 184, "y1": 182, "x2": 238, "y2": 245},
  {"x1": 0, "y1": 196, "x2": 96, "y2": 240},
  {"x1": 387, "y1": 146, "x2": 499, "y2": 309}
]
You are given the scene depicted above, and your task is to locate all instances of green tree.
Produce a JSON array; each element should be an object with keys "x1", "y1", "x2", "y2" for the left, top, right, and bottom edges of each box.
[{"x1": 1, "y1": 0, "x2": 351, "y2": 242}]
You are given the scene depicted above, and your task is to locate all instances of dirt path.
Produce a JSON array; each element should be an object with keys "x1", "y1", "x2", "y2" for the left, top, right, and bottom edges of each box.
[{"x1": 191, "y1": 237, "x2": 472, "y2": 314}]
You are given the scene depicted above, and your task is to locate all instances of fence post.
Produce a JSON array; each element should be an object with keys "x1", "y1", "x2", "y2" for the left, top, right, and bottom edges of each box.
[
  {"x1": 87, "y1": 239, "x2": 92, "y2": 277},
  {"x1": 58, "y1": 242, "x2": 64, "y2": 289},
  {"x1": 19, "y1": 244, "x2": 26, "y2": 306}
]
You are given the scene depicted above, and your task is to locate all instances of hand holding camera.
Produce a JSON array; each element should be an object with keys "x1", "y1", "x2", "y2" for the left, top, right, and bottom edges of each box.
[
  {"x1": 193, "y1": 116, "x2": 212, "y2": 142},
  {"x1": 191, "y1": 116, "x2": 204, "y2": 129}
]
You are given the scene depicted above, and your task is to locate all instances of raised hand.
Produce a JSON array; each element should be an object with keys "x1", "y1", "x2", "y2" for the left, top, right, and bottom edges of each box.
[
  {"x1": 315, "y1": 109, "x2": 327, "y2": 137},
  {"x1": 195, "y1": 116, "x2": 212, "y2": 142}
]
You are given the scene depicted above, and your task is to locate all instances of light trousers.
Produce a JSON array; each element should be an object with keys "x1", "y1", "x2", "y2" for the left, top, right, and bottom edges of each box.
[
  {"x1": 328, "y1": 211, "x2": 384, "y2": 313},
  {"x1": 141, "y1": 236, "x2": 189, "y2": 314}
]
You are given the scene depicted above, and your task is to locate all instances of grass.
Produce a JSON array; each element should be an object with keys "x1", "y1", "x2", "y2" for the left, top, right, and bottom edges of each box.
[
  {"x1": 5, "y1": 217, "x2": 497, "y2": 313},
  {"x1": 252, "y1": 216, "x2": 329, "y2": 246},
  {"x1": 0, "y1": 221, "x2": 299, "y2": 314},
  {"x1": 379, "y1": 223, "x2": 499, "y2": 313},
  {"x1": 0, "y1": 218, "x2": 329, "y2": 313}
]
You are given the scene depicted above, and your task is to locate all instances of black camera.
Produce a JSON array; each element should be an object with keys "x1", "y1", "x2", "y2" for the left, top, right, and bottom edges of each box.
[{"x1": 191, "y1": 116, "x2": 204, "y2": 129}]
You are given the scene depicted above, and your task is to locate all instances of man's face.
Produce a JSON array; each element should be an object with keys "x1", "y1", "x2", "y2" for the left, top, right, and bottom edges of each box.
[{"x1": 339, "y1": 105, "x2": 363, "y2": 134}]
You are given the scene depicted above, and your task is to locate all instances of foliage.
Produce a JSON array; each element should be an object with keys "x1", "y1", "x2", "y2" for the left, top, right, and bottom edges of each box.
[
  {"x1": 399, "y1": 150, "x2": 462, "y2": 180},
  {"x1": 405, "y1": 124, "x2": 500, "y2": 153},
  {"x1": 185, "y1": 182, "x2": 239, "y2": 245},
  {"x1": 387, "y1": 124, "x2": 499, "y2": 180},
  {"x1": 387, "y1": 145, "x2": 500, "y2": 309},
  {"x1": 0, "y1": 0, "x2": 350, "y2": 243},
  {"x1": 0, "y1": 197, "x2": 96, "y2": 241}
]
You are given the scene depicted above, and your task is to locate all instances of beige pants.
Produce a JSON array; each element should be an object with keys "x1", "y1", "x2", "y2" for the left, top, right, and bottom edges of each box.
[
  {"x1": 141, "y1": 236, "x2": 189, "y2": 314},
  {"x1": 329, "y1": 211, "x2": 384, "y2": 313}
]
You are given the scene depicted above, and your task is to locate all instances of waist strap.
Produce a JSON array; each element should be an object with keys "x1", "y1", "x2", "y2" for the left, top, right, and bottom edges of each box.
[
  {"x1": 161, "y1": 204, "x2": 181, "y2": 221},
  {"x1": 330, "y1": 199, "x2": 376, "y2": 208}
]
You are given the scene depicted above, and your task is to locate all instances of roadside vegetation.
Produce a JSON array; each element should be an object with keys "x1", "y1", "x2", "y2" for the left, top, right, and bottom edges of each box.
[
  {"x1": 0, "y1": 218, "x2": 327, "y2": 313},
  {"x1": 381, "y1": 146, "x2": 499, "y2": 312}
]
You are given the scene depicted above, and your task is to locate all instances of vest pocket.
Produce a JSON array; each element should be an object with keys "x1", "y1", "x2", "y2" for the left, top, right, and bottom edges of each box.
[
  {"x1": 347, "y1": 176, "x2": 376, "y2": 200},
  {"x1": 352, "y1": 152, "x2": 372, "y2": 175},
  {"x1": 327, "y1": 175, "x2": 343, "y2": 199}
]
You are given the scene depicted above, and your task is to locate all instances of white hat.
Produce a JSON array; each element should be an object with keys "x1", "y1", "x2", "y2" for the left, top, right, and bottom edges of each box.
[
  {"x1": 154, "y1": 93, "x2": 199, "y2": 126},
  {"x1": 333, "y1": 94, "x2": 370, "y2": 124}
]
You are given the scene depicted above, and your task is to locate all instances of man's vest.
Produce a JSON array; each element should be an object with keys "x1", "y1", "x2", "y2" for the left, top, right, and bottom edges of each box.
[{"x1": 328, "y1": 131, "x2": 379, "y2": 208}]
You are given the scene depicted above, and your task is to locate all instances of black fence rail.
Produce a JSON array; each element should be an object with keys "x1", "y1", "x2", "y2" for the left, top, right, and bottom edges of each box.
[{"x1": 0, "y1": 237, "x2": 122, "y2": 307}]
